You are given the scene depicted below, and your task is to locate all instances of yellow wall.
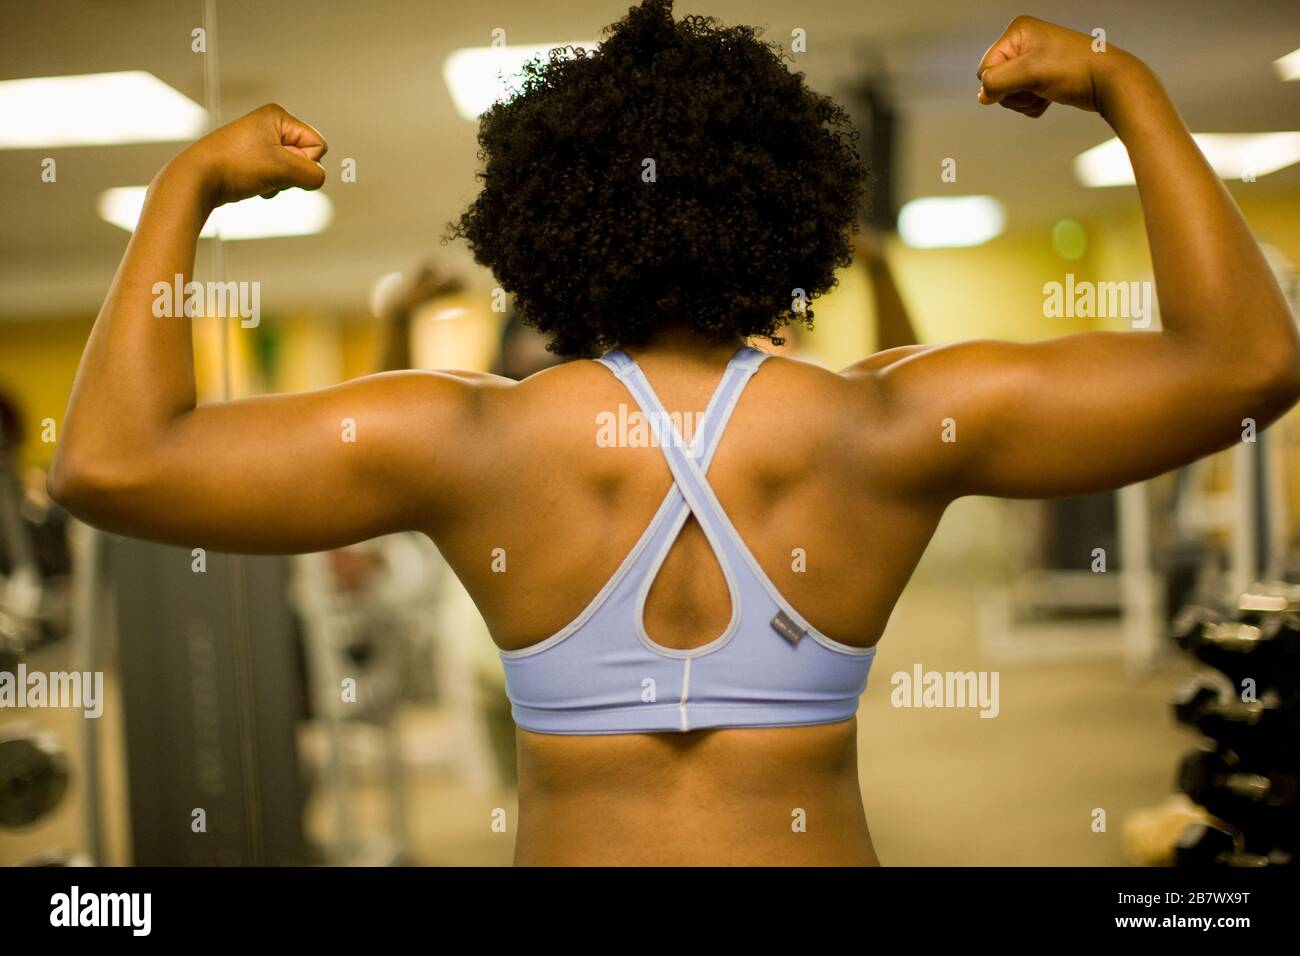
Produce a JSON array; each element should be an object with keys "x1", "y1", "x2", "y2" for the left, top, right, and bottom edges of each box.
[
  {"x1": 0, "y1": 318, "x2": 92, "y2": 471},
  {"x1": 890, "y1": 228, "x2": 1097, "y2": 343},
  {"x1": 807, "y1": 186, "x2": 1300, "y2": 369}
]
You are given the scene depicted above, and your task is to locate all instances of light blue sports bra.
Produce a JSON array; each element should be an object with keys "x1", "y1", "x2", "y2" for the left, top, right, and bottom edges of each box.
[{"x1": 500, "y1": 346, "x2": 877, "y2": 734}]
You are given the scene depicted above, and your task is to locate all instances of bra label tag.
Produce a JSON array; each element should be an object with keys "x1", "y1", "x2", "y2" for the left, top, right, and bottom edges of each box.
[{"x1": 771, "y1": 611, "x2": 806, "y2": 645}]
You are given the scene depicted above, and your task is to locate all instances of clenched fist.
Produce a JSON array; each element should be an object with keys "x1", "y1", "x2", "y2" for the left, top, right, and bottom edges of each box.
[
  {"x1": 977, "y1": 16, "x2": 1144, "y2": 119},
  {"x1": 170, "y1": 103, "x2": 327, "y2": 208}
]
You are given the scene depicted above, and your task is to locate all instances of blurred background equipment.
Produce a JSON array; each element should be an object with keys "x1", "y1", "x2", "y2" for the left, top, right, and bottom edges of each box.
[
  {"x1": 0, "y1": 390, "x2": 72, "y2": 655},
  {"x1": 110, "y1": 537, "x2": 310, "y2": 865},
  {"x1": 1122, "y1": 250, "x2": 1300, "y2": 869},
  {"x1": 845, "y1": 66, "x2": 899, "y2": 235},
  {"x1": 1162, "y1": 583, "x2": 1300, "y2": 866},
  {"x1": 1119, "y1": 248, "x2": 1300, "y2": 868},
  {"x1": 0, "y1": 386, "x2": 81, "y2": 866},
  {"x1": 0, "y1": 729, "x2": 69, "y2": 829},
  {"x1": 290, "y1": 532, "x2": 500, "y2": 865}
]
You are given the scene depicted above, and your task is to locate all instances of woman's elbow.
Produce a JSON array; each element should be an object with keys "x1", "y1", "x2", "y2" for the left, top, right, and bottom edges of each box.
[
  {"x1": 1268, "y1": 336, "x2": 1300, "y2": 394},
  {"x1": 47, "y1": 450, "x2": 88, "y2": 511},
  {"x1": 1248, "y1": 340, "x2": 1300, "y2": 419},
  {"x1": 47, "y1": 448, "x2": 138, "y2": 519}
]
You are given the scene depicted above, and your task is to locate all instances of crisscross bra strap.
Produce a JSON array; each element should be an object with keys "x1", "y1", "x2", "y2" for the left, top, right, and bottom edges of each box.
[{"x1": 595, "y1": 346, "x2": 769, "y2": 549}]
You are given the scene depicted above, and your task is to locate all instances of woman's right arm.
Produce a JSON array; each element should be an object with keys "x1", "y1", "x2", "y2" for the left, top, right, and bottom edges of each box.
[
  {"x1": 854, "y1": 16, "x2": 1300, "y2": 499},
  {"x1": 47, "y1": 105, "x2": 496, "y2": 554}
]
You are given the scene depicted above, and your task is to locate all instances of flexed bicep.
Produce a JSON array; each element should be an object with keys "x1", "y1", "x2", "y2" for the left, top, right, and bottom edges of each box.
[
  {"x1": 50, "y1": 370, "x2": 489, "y2": 554},
  {"x1": 860, "y1": 17, "x2": 1300, "y2": 503},
  {"x1": 877, "y1": 333, "x2": 1296, "y2": 500}
]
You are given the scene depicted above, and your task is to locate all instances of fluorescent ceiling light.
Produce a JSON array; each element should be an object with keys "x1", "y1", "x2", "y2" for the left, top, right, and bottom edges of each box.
[
  {"x1": 1075, "y1": 133, "x2": 1300, "y2": 186},
  {"x1": 897, "y1": 196, "x2": 1006, "y2": 249},
  {"x1": 0, "y1": 71, "x2": 205, "y2": 149},
  {"x1": 99, "y1": 187, "x2": 332, "y2": 240},
  {"x1": 443, "y1": 41, "x2": 599, "y2": 120},
  {"x1": 1274, "y1": 48, "x2": 1300, "y2": 82}
]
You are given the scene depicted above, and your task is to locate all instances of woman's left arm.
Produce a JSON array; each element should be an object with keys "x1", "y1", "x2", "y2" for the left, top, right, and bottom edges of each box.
[{"x1": 48, "y1": 104, "x2": 490, "y2": 553}]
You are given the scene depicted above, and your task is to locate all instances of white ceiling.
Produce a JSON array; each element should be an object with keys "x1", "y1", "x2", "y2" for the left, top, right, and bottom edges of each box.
[{"x1": 1, "y1": 0, "x2": 1297, "y2": 319}]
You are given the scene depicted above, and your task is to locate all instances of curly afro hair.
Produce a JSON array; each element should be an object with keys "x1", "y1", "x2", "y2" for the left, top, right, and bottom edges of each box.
[{"x1": 446, "y1": 0, "x2": 868, "y2": 357}]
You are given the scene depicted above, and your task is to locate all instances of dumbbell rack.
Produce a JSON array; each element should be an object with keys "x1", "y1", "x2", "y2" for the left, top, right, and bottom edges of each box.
[{"x1": 1168, "y1": 581, "x2": 1300, "y2": 866}]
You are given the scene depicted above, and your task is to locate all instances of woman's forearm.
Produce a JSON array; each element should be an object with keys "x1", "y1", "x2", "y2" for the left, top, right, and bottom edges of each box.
[
  {"x1": 50, "y1": 104, "x2": 328, "y2": 504},
  {"x1": 51, "y1": 159, "x2": 211, "y2": 492},
  {"x1": 865, "y1": 253, "x2": 918, "y2": 351},
  {"x1": 1098, "y1": 53, "x2": 1299, "y2": 370},
  {"x1": 379, "y1": 312, "x2": 414, "y2": 372}
]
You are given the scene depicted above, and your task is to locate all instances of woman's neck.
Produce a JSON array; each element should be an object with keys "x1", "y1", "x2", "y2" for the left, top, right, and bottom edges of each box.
[{"x1": 622, "y1": 327, "x2": 749, "y2": 365}]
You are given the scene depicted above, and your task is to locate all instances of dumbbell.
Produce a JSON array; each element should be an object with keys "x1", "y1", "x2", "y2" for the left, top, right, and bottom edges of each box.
[
  {"x1": 1171, "y1": 677, "x2": 1300, "y2": 763},
  {"x1": 1170, "y1": 604, "x2": 1223, "y2": 650},
  {"x1": 1178, "y1": 748, "x2": 1300, "y2": 849},
  {"x1": 0, "y1": 631, "x2": 19, "y2": 680},
  {"x1": 1177, "y1": 614, "x2": 1300, "y2": 691},
  {"x1": 1179, "y1": 748, "x2": 1300, "y2": 811},
  {"x1": 1238, "y1": 584, "x2": 1300, "y2": 619},
  {"x1": 1174, "y1": 822, "x2": 1277, "y2": 867},
  {"x1": 0, "y1": 731, "x2": 69, "y2": 828}
]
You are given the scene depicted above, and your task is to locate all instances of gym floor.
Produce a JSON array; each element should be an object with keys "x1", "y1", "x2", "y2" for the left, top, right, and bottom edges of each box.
[{"x1": 862, "y1": 574, "x2": 1196, "y2": 866}]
